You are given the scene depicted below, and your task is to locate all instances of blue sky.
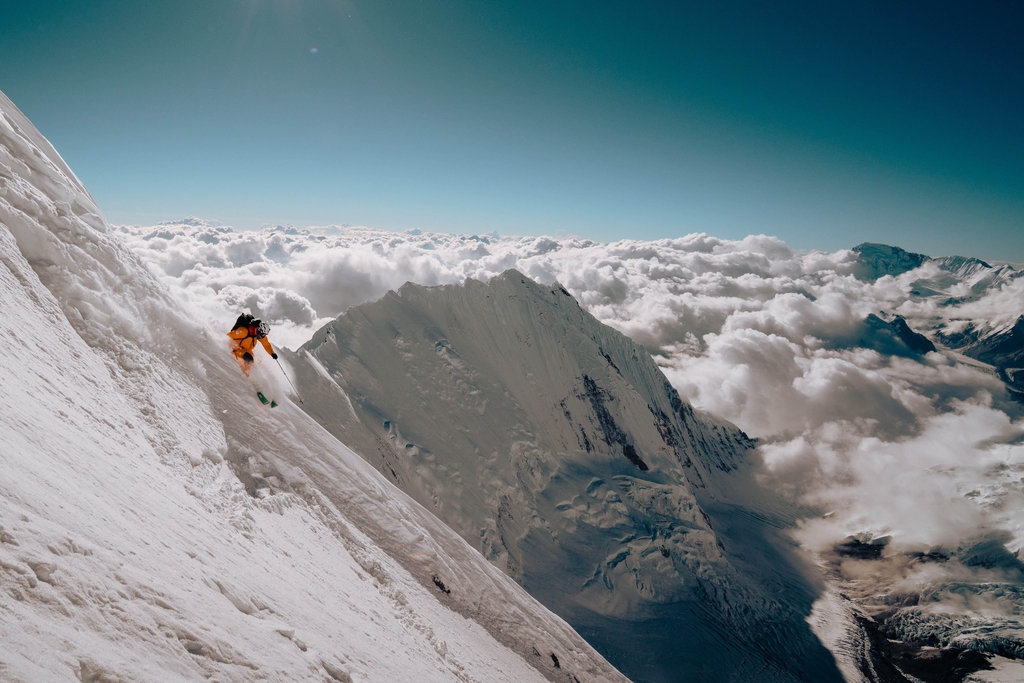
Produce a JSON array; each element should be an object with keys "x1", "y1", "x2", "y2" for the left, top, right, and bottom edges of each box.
[{"x1": 1, "y1": 1, "x2": 1021, "y2": 259}]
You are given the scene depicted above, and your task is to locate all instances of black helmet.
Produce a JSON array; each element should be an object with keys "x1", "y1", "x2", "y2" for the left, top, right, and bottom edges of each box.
[{"x1": 256, "y1": 320, "x2": 270, "y2": 338}]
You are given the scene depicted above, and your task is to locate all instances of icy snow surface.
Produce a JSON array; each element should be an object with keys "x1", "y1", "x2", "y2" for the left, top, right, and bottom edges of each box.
[{"x1": 0, "y1": 90, "x2": 626, "y2": 682}]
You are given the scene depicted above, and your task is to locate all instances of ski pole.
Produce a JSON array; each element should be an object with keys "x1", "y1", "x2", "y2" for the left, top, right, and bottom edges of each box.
[{"x1": 275, "y1": 358, "x2": 304, "y2": 404}]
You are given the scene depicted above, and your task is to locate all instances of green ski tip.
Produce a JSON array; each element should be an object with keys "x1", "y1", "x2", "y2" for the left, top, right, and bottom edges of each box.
[
  {"x1": 270, "y1": 400, "x2": 278, "y2": 408},
  {"x1": 257, "y1": 391, "x2": 270, "y2": 405}
]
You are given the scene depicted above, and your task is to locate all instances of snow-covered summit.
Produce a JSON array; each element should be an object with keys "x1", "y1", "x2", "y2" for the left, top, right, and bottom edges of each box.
[
  {"x1": 0, "y1": 91, "x2": 625, "y2": 682},
  {"x1": 290, "y1": 271, "x2": 843, "y2": 682},
  {"x1": 852, "y1": 242, "x2": 930, "y2": 281}
]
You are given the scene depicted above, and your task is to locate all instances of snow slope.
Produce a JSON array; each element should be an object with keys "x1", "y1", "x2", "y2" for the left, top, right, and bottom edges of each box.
[
  {"x1": 288, "y1": 274, "x2": 843, "y2": 682},
  {"x1": 0, "y1": 91, "x2": 625, "y2": 682}
]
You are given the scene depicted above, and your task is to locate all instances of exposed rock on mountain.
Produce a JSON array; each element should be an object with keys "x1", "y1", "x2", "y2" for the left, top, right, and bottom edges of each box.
[
  {"x1": 938, "y1": 316, "x2": 1024, "y2": 398},
  {"x1": 861, "y1": 314, "x2": 937, "y2": 356},
  {"x1": 958, "y1": 316, "x2": 1024, "y2": 370}
]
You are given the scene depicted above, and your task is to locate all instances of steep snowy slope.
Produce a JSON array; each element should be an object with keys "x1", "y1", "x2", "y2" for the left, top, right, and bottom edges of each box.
[
  {"x1": 289, "y1": 275, "x2": 843, "y2": 682},
  {"x1": 0, "y1": 91, "x2": 625, "y2": 682}
]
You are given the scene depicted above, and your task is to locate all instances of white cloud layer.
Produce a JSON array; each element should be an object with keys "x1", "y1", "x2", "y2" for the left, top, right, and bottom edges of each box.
[{"x1": 121, "y1": 219, "x2": 1024, "y2": 623}]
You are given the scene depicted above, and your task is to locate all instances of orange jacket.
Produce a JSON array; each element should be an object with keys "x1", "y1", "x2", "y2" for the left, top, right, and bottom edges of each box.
[{"x1": 227, "y1": 326, "x2": 275, "y2": 357}]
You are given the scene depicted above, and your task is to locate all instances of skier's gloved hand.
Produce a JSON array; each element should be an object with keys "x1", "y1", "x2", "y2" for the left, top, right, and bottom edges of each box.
[{"x1": 271, "y1": 353, "x2": 279, "y2": 360}]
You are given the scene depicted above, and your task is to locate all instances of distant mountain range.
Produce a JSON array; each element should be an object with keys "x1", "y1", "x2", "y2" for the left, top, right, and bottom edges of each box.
[{"x1": 854, "y1": 242, "x2": 1024, "y2": 398}]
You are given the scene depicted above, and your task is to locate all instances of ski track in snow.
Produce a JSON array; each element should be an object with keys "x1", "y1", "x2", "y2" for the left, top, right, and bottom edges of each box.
[{"x1": 0, "y1": 89, "x2": 624, "y2": 683}]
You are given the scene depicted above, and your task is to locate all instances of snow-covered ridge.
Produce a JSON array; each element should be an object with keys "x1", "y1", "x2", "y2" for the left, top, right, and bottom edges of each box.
[
  {"x1": 0, "y1": 91, "x2": 625, "y2": 682},
  {"x1": 289, "y1": 271, "x2": 844, "y2": 682}
]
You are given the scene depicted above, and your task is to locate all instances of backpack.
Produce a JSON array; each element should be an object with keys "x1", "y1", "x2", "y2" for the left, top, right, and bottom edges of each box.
[{"x1": 232, "y1": 313, "x2": 255, "y2": 331}]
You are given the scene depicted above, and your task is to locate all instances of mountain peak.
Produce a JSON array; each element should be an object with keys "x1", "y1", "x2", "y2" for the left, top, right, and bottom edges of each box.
[
  {"x1": 293, "y1": 272, "x2": 840, "y2": 682},
  {"x1": 852, "y1": 242, "x2": 930, "y2": 281}
]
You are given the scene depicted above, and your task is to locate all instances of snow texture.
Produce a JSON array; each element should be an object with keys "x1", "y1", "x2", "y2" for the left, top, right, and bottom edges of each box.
[{"x1": 0, "y1": 89, "x2": 625, "y2": 683}]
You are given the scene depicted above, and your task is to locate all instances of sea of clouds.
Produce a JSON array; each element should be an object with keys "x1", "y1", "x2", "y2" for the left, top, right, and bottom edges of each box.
[{"x1": 120, "y1": 219, "x2": 1024, "y2": 625}]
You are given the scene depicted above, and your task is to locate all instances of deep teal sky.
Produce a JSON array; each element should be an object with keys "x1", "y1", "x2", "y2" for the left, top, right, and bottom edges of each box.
[{"x1": 2, "y1": 1, "x2": 1021, "y2": 259}]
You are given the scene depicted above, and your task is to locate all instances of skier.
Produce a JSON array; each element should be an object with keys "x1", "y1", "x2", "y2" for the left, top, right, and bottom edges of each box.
[{"x1": 228, "y1": 313, "x2": 277, "y2": 376}]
